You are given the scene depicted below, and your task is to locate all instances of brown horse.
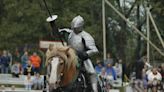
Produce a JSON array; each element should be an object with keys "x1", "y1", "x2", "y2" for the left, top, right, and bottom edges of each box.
[{"x1": 46, "y1": 46, "x2": 79, "y2": 91}]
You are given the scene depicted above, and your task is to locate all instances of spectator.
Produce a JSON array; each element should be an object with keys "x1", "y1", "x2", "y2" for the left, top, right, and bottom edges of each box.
[
  {"x1": 135, "y1": 55, "x2": 145, "y2": 80},
  {"x1": 33, "y1": 73, "x2": 44, "y2": 90},
  {"x1": 142, "y1": 68, "x2": 148, "y2": 91},
  {"x1": 21, "y1": 51, "x2": 29, "y2": 69},
  {"x1": 11, "y1": 61, "x2": 22, "y2": 77},
  {"x1": 24, "y1": 73, "x2": 33, "y2": 90},
  {"x1": 113, "y1": 61, "x2": 122, "y2": 78},
  {"x1": 104, "y1": 53, "x2": 114, "y2": 66},
  {"x1": 0, "y1": 50, "x2": 10, "y2": 73},
  {"x1": 13, "y1": 48, "x2": 21, "y2": 63},
  {"x1": 99, "y1": 67, "x2": 107, "y2": 78},
  {"x1": 29, "y1": 52, "x2": 41, "y2": 73},
  {"x1": 7, "y1": 50, "x2": 12, "y2": 68},
  {"x1": 24, "y1": 60, "x2": 34, "y2": 75},
  {"x1": 147, "y1": 67, "x2": 162, "y2": 91},
  {"x1": 157, "y1": 64, "x2": 164, "y2": 83},
  {"x1": 161, "y1": 64, "x2": 164, "y2": 82},
  {"x1": 106, "y1": 63, "x2": 117, "y2": 80},
  {"x1": 95, "y1": 59, "x2": 103, "y2": 74},
  {"x1": 98, "y1": 67, "x2": 111, "y2": 90},
  {"x1": 0, "y1": 51, "x2": 2, "y2": 73}
]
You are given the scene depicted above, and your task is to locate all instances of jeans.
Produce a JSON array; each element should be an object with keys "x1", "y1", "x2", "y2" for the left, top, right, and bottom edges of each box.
[
  {"x1": 34, "y1": 67, "x2": 40, "y2": 73},
  {"x1": 0, "y1": 65, "x2": 9, "y2": 73},
  {"x1": 25, "y1": 84, "x2": 32, "y2": 90}
]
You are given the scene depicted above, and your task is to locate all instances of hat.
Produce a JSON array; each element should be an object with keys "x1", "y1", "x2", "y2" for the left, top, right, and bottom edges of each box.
[{"x1": 46, "y1": 15, "x2": 58, "y2": 22}]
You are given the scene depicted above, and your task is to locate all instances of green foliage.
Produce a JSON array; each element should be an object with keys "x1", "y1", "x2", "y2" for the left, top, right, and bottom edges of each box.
[{"x1": 0, "y1": 0, "x2": 163, "y2": 62}]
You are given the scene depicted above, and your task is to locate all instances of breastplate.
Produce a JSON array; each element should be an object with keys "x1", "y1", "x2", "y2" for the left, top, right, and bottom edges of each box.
[{"x1": 68, "y1": 33, "x2": 84, "y2": 51}]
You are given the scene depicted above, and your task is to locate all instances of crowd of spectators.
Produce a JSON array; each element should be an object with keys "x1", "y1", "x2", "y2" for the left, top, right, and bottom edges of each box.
[
  {"x1": 131, "y1": 55, "x2": 163, "y2": 92},
  {"x1": 94, "y1": 52, "x2": 164, "y2": 92},
  {"x1": 0, "y1": 48, "x2": 163, "y2": 91},
  {"x1": 0, "y1": 49, "x2": 43, "y2": 90},
  {"x1": 95, "y1": 53, "x2": 122, "y2": 90}
]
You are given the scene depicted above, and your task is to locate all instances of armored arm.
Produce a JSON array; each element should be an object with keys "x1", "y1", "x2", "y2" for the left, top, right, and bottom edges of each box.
[
  {"x1": 81, "y1": 31, "x2": 99, "y2": 57},
  {"x1": 59, "y1": 28, "x2": 72, "y2": 42}
]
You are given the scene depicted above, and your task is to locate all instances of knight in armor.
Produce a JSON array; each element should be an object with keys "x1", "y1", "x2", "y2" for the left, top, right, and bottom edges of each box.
[{"x1": 59, "y1": 15, "x2": 99, "y2": 92}]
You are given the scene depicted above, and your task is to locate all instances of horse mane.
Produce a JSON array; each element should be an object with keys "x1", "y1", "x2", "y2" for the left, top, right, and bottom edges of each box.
[{"x1": 46, "y1": 46, "x2": 78, "y2": 70}]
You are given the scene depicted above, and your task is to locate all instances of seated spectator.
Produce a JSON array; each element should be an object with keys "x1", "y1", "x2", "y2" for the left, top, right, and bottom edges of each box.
[
  {"x1": 24, "y1": 60, "x2": 34, "y2": 75},
  {"x1": 98, "y1": 67, "x2": 111, "y2": 90},
  {"x1": 33, "y1": 73, "x2": 44, "y2": 90},
  {"x1": 159, "y1": 64, "x2": 164, "y2": 82},
  {"x1": 95, "y1": 59, "x2": 104, "y2": 74},
  {"x1": 11, "y1": 61, "x2": 22, "y2": 77},
  {"x1": 147, "y1": 67, "x2": 162, "y2": 91},
  {"x1": 99, "y1": 67, "x2": 107, "y2": 78},
  {"x1": 24, "y1": 73, "x2": 33, "y2": 90},
  {"x1": 106, "y1": 63, "x2": 117, "y2": 80},
  {"x1": 113, "y1": 62, "x2": 122, "y2": 78}
]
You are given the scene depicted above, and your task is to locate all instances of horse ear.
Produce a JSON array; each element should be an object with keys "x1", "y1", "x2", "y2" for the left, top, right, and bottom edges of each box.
[
  {"x1": 66, "y1": 47, "x2": 70, "y2": 53},
  {"x1": 65, "y1": 47, "x2": 70, "y2": 57}
]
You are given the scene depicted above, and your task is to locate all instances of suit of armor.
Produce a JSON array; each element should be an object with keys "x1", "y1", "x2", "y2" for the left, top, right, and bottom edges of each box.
[{"x1": 59, "y1": 15, "x2": 98, "y2": 92}]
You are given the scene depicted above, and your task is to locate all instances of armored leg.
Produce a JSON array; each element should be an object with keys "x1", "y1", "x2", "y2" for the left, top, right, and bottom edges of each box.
[{"x1": 84, "y1": 60, "x2": 98, "y2": 92}]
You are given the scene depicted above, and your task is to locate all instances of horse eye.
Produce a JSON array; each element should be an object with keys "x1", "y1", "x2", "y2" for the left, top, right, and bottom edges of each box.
[
  {"x1": 60, "y1": 63, "x2": 63, "y2": 65},
  {"x1": 60, "y1": 60, "x2": 64, "y2": 65}
]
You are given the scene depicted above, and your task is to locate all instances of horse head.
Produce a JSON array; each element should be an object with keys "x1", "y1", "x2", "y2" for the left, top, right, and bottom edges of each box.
[{"x1": 46, "y1": 46, "x2": 78, "y2": 89}]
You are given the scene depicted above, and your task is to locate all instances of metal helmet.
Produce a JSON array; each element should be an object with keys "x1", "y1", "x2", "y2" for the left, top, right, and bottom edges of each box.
[{"x1": 71, "y1": 15, "x2": 84, "y2": 29}]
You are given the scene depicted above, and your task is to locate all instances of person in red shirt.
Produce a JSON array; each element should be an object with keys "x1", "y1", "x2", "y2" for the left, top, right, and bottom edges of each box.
[{"x1": 29, "y1": 52, "x2": 41, "y2": 73}]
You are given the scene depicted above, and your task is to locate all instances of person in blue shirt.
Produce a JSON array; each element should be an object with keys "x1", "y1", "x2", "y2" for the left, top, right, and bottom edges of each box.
[
  {"x1": 95, "y1": 59, "x2": 104, "y2": 75},
  {"x1": 1, "y1": 50, "x2": 10, "y2": 73},
  {"x1": 106, "y1": 63, "x2": 117, "y2": 80}
]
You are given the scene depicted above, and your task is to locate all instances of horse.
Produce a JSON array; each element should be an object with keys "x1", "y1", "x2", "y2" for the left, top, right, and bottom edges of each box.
[{"x1": 46, "y1": 46, "x2": 89, "y2": 92}]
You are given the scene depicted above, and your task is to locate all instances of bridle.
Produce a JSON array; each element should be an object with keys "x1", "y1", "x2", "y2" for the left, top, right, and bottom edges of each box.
[{"x1": 47, "y1": 55, "x2": 66, "y2": 87}]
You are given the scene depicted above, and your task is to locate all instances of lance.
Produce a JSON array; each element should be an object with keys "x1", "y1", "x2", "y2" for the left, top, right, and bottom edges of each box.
[{"x1": 42, "y1": 0, "x2": 64, "y2": 46}]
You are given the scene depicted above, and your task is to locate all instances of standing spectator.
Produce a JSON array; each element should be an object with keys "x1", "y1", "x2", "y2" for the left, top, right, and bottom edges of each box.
[
  {"x1": 21, "y1": 51, "x2": 29, "y2": 69},
  {"x1": 11, "y1": 61, "x2": 22, "y2": 77},
  {"x1": 24, "y1": 73, "x2": 33, "y2": 90},
  {"x1": 0, "y1": 50, "x2": 10, "y2": 73},
  {"x1": 136, "y1": 55, "x2": 146, "y2": 80},
  {"x1": 95, "y1": 59, "x2": 104, "y2": 75},
  {"x1": 29, "y1": 52, "x2": 41, "y2": 73},
  {"x1": 161, "y1": 64, "x2": 164, "y2": 82},
  {"x1": 13, "y1": 48, "x2": 21, "y2": 63},
  {"x1": 142, "y1": 68, "x2": 149, "y2": 92},
  {"x1": 104, "y1": 53, "x2": 114, "y2": 66},
  {"x1": 7, "y1": 50, "x2": 12, "y2": 68},
  {"x1": 33, "y1": 73, "x2": 44, "y2": 90},
  {"x1": 24, "y1": 60, "x2": 34, "y2": 75},
  {"x1": 157, "y1": 64, "x2": 164, "y2": 83},
  {"x1": 0, "y1": 51, "x2": 2, "y2": 73}
]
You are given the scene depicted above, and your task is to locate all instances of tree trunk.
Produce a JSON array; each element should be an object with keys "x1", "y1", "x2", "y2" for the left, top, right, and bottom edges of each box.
[{"x1": 135, "y1": 3, "x2": 142, "y2": 60}]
